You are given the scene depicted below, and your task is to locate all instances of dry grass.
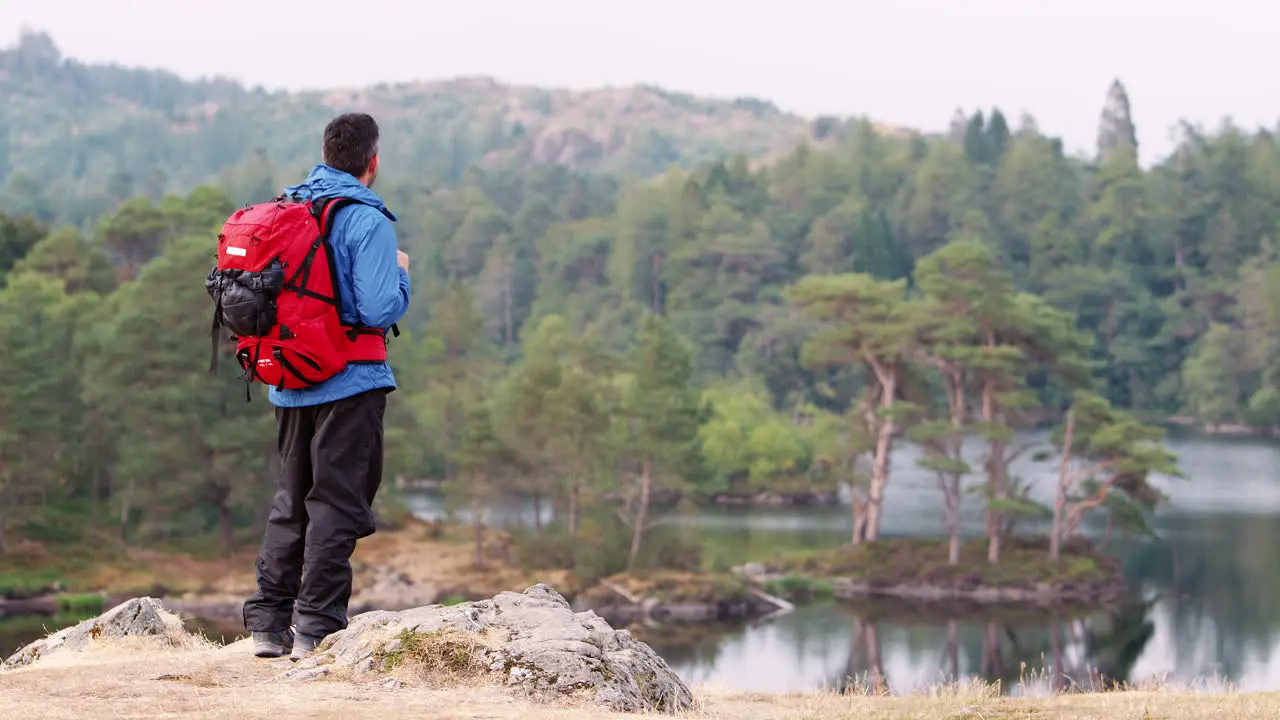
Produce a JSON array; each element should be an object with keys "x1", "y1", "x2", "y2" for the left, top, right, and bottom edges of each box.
[
  {"x1": 2, "y1": 639, "x2": 1280, "y2": 720},
  {"x1": 372, "y1": 628, "x2": 496, "y2": 685}
]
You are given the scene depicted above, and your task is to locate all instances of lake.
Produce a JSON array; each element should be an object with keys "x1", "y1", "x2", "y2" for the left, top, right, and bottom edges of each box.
[
  {"x1": 400, "y1": 430, "x2": 1280, "y2": 693},
  {"x1": 5, "y1": 430, "x2": 1280, "y2": 694}
]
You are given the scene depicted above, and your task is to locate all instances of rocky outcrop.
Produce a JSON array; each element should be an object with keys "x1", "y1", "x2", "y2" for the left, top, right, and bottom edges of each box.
[
  {"x1": 531, "y1": 127, "x2": 605, "y2": 165},
  {"x1": 275, "y1": 584, "x2": 693, "y2": 714},
  {"x1": 709, "y1": 490, "x2": 840, "y2": 506},
  {"x1": 573, "y1": 572, "x2": 782, "y2": 627},
  {"x1": 3, "y1": 597, "x2": 196, "y2": 668},
  {"x1": 2, "y1": 586, "x2": 693, "y2": 714}
]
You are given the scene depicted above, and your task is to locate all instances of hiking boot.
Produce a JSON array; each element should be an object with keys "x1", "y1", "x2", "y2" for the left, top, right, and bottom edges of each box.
[
  {"x1": 291, "y1": 633, "x2": 325, "y2": 662},
  {"x1": 252, "y1": 628, "x2": 295, "y2": 658}
]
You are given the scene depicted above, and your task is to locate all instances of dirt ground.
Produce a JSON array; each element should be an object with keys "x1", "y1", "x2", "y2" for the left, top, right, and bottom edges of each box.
[
  {"x1": 3, "y1": 640, "x2": 1280, "y2": 720},
  {"x1": 346, "y1": 521, "x2": 574, "y2": 599}
]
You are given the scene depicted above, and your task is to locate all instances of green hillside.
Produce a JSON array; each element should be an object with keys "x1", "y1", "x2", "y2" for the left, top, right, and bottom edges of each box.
[{"x1": 0, "y1": 30, "x2": 888, "y2": 228}]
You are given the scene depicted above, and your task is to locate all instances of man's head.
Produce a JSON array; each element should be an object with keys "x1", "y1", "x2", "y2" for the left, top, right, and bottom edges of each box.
[{"x1": 322, "y1": 113, "x2": 380, "y2": 187}]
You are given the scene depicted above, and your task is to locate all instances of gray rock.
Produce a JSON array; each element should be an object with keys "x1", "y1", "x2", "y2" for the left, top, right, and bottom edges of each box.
[
  {"x1": 275, "y1": 584, "x2": 694, "y2": 714},
  {"x1": 288, "y1": 667, "x2": 331, "y2": 682},
  {"x1": 2, "y1": 597, "x2": 192, "y2": 669}
]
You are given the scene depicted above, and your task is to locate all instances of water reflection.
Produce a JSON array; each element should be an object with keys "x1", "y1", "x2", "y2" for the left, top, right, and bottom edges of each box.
[
  {"x1": 636, "y1": 598, "x2": 1162, "y2": 695},
  {"x1": 1123, "y1": 511, "x2": 1280, "y2": 687}
]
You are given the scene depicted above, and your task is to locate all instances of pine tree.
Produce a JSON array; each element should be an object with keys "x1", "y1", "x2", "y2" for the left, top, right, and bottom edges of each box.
[
  {"x1": 0, "y1": 271, "x2": 87, "y2": 552},
  {"x1": 619, "y1": 315, "x2": 703, "y2": 570},
  {"x1": 986, "y1": 108, "x2": 1011, "y2": 162},
  {"x1": 453, "y1": 400, "x2": 506, "y2": 569},
  {"x1": 790, "y1": 273, "x2": 920, "y2": 543},
  {"x1": 1049, "y1": 391, "x2": 1180, "y2": 561},
  {"x1": 964, "y1": 111, "x2": 990, "y2": 165},
  {"x1": 1097, "y1": 79, "x2": 1140, "y2": 163}
]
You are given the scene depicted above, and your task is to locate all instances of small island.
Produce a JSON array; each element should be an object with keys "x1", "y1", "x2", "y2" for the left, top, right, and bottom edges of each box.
[{"x1": 753, "y1": 536, "x2": 1126, "y2": 606}]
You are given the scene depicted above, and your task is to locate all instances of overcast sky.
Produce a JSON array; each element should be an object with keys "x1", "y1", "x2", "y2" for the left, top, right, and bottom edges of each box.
[{"x1": 3, "y1": 0, "x2": 1275, "y2": 166}]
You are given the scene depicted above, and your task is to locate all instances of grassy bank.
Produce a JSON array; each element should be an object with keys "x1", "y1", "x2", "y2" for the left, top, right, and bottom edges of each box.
[
  {"x1": 1, "y1": 639, "x2": 1276, "y2": 720},
  {"x1": 767, "y1": 535, "x2": 1125, "y2": 602},
  {"x1": 0, "y1": 518, "x2": 568, "y2": 604},
  {"x1": 0, "y1": 535, "x2": 205, "y2": 599}
]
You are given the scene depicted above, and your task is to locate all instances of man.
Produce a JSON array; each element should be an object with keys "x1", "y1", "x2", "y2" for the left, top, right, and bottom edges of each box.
[{"x1": 241, "y1": 112, "x2": 412, "y2": 662}]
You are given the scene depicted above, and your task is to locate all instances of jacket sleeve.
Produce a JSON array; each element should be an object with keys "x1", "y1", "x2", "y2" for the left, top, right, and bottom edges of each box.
[{"x1": 349, "y1": 209, "x2": 412, "y2": 329}]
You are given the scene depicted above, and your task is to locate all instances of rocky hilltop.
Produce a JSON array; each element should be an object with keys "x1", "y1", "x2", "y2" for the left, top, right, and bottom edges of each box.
[{"x1": 0, "y1": 29, "x2": 910, "y2": 214}]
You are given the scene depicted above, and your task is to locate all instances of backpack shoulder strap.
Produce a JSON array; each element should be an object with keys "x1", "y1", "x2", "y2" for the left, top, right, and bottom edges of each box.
[
  {"x1": 305, "y1": 195, "x2": 400, "y2": 343},
  {"x1": 311, "y1": 196, "x2": 365, "y2": 238}
]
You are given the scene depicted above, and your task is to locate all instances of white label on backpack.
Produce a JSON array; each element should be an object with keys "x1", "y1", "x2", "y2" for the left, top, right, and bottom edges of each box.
[{"x1": 226, "y1": 246, "x2": 248, "y2": 256}]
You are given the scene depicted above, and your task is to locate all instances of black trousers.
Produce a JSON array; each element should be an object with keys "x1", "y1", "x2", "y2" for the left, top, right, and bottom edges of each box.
[{"x1": 242, "y1": 388, "x2": 387, "y2": 638}]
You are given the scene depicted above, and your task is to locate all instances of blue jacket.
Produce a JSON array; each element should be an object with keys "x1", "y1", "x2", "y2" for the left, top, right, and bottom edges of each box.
[{"x1": 268, "y1": 164, "x2": 412, "y2": 407}]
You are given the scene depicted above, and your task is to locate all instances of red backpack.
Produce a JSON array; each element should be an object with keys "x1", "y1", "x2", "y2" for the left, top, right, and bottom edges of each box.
[{"x1": 205, "y1": 194, "x2": 397, "y2": 400}]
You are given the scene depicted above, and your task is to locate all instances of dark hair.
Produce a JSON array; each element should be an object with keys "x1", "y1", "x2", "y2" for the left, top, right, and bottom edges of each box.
[{"x1": 322, "y1": 113, "x2": 380, "y2": 177}]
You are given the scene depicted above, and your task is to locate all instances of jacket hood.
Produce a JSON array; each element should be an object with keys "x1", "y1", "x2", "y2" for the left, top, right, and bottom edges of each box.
[{"x1": 283, "y1": 164, "x2": 397, "y2": 222}]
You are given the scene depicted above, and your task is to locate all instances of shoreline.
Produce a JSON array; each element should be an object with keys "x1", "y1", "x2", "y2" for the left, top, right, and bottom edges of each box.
[
  {"x1": 827, "y1": 577, "x2": 1127, "y2": 604},
  {"x1": 1, "y1": 520, "x2": 1130, "y2": 637}
]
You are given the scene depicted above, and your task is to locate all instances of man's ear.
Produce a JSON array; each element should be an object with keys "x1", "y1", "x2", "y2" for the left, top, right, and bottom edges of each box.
[{"x1": 368, "y1": 153, "x2": 379, "y2": 177}]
